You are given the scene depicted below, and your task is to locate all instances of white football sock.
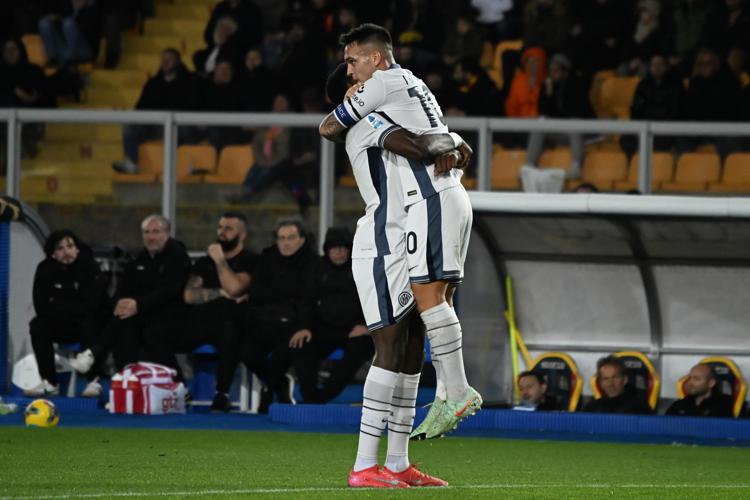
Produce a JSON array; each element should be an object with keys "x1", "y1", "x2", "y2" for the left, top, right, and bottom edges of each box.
[
  {"x1": 385, "y1": 372, "x2": 420, "y2": 472},
  {"x1": 421, "y1": 302, "x2": 469, "y2": 400},
  {"x1": 430, "y1": 345, "x2": 447, "y2": 400},
  {"x1": 354, "y1": 365, "x2": 398, "y2": 471}
]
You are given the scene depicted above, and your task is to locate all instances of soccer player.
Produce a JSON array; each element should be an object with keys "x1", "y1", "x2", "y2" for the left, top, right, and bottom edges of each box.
[
  {"x1": 320, "y1": 23, "x2": 481, "y2": 442},
  {"x1": 320, "y1": 64, "x2": 470, "y2": 488}
]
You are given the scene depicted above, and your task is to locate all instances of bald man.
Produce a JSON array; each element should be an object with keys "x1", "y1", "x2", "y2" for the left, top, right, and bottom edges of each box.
[{"x1": 666, "y1": 364, "x2": 734, "y2": 418}]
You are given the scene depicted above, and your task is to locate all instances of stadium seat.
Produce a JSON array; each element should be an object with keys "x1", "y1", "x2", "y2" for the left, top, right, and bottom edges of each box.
[
  {"x1": 172, "y1": 144, "x2": 217, "y2": 183},
  {"x1": 115, "y1": 140, "x2": 163, "y2": 183},
  {"x1": 614, "y1": 153, "x2": 675, "y2": 192},
  {"x1": 708, "y1": 153, "x2": 750, "y2": 193},
  {"x1": 461, "y1": 174, "x2": 477, "y2": 189},
  {"x1": 677, "y1": 357, "x2": 748, "y2": 418},
  {"x1": 204, "y1": 145, "x2": 254, "y2": 184},
  {"x1": 529, "y1": 352, "x2": 583, "y2": 412},
  {"x1": 589, "y1": 70, "x2": 616, "y2": 117},
  {"x1": 21, "y1": 34, "x2": 47, "y2": 67},
  {"x1": 488, "y1": 39, "x2": 523, "y2": 89},
  {"x1": 491, "y1": 149, "x2": 526, "y2": 190},
  {"x1": 660, "y1": 152, "x2": 721, "y2": 192},
  {"x1": 598, "y1": 77, "x2": 639, "y2": 119},
  {"x1": 339, "y1": 164, "x2": 357, "y2": 188},
  {"x1": 538, "y1": 148, "x2": 572, "y2": 171},
  {"x1": 590, "y1": 351, "x2": 660, "y2": 411},
  {"x1": 569, "y1": 151, "x2": 628, "y2": 192}
]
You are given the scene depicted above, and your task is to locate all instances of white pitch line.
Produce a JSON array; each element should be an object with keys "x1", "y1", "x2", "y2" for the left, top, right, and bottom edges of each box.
[{"x1": 3, "y1": 483, "x2": 750, "y2": 499}]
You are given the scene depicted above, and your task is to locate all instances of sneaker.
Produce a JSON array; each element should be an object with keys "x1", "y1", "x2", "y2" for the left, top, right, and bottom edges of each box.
[
  {"x1": 347, "y1": 466, "x2": 410, "y2": 489},
  {"x1": 81, "y1": 379, "x2": 102, "y2": 398},
  {"x1": 70, "y1": 349, "x2": 95, "y2": 374},
  {"x1": 210, "y1": 392, "x2": 231, "y2": 413},
  {"x1": 23, "y1": 380, "x2": 60, "y2": 397},
  {"x1": 112, "y1": 159, "x2": 138, "y2": 174},
  {"x1": 384, "y1": 464, "x2": 448, "y2": 487},
  {"x1": 425, "y1": 386, "x2": 483, "y2": 439},
  {"x1": 410, "y1": 398, "x2": 445, "y2": 441}
]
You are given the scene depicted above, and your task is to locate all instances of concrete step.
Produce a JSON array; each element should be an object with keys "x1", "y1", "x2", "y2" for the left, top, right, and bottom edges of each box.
[
  {"x1": 45, "y1": 124, "x2": 122, "y2": 142},
  {"x1": 155, "y1": 3, "x2": 211, "y2": 19},
  {"x1": 89, "y1": 69, "x2": 149, "y2": 89},
  {"x1": 23, "y1": 159, "x2": 115, "y2": 179},
  {"x1": 84, "y1": 87, "x2": 141, "y2": 108},
  {"x1": 35, "y1": 141, "x2": 123, "y2": 162},
  {"x1": 118, "y1": 53, "x2": 161, "y2": 72},
  {"x1": 144, "y1": 18, "x2": 204, "y2": 38}
]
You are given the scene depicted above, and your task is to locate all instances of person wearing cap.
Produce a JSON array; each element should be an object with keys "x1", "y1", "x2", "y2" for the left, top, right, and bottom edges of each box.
[{"x1": 288, "y1": 227, "x2": 373, "y2": 403}]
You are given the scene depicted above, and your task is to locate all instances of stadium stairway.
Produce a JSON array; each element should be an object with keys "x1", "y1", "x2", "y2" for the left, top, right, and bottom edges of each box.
[{"x1": 24, "y1": 0, "x2": 213, "y2": 203}]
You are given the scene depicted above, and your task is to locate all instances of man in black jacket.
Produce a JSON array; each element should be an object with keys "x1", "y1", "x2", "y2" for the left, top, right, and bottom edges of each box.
[
  {"x1": 37, "y1": 0, "x2": 101, "y2": 65},
  {"x1": 515, "y1": 371, "x2": 563, "y2": 411},
  {"x1": 112, "y1": 48, "x2": 198, "y2": 174},
  {"x1": 26, "y1": 230, "x2": 107, "y2": 397},
  {"x1": 666, "y1": 364, "x2": 734, "y2": 418},
  {"x1": 143, "y1": 212, "x2": 257, "y2": 412},
  {"x1": 240, "y1": 220, "x2": 316, "y2": 407},
  {"x1": 583, "y1": 355, "x2": 652, "y2": 415},
  {"x1": 289, "y1": 227, "x2": 373, "y2": 404},
  {"x1": 71, "y1": 214, "x2": 191, "y2": 375}
]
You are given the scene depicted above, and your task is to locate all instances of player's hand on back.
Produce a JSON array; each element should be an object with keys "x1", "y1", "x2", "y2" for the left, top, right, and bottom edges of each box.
[
  {"x1": 289, "y1": 329, "x2": 313, "y2": 348},
  {"x1": 434, "y1": 151, "x2": 461, "y2": 175},
  {"x1": 456, "y1": 140, "x2": 473, "y2": 170}
]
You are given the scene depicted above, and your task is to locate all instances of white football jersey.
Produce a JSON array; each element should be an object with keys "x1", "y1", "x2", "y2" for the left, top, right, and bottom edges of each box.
[
  {"x1": 345, "y1": 112, "x2": 407, "y2": 259},
  {"x1": 334, "y1": 65, "x2": 463, "y2": 207}
]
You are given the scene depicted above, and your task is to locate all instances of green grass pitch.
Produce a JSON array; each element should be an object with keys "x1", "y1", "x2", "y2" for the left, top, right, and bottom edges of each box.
[{"x1": 1, "y1": 427, "x2": 749, "y2": 499}]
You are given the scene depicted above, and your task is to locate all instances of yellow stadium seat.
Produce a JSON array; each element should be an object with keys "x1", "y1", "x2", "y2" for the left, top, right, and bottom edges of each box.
[
  {"x1": 569, "y1": 151, "x2": 628, "y2": 191},
  {"x1": 660, "y1": 152, "x2": 720, "y2": 192},
  {"x1": 114, "y1": 140, "x2": 163, "y2": 183},
  {"x1": 708, "y1": 153, "x2": 750, "y2": 193},
  {"x1": 538, "y1": 148, "x2": 572, "y2": 171},
  {"x1": 21, "y1": 34, "x2": 47, "y2": 67},
  {"x1": 461, "y1": 175, "x2": 477, "y2": 190},
  {"x1": 590, "y1": 351, "x2": 660, "y2": 411},
  {"x1": 529, "y1": 352, "x2": 583, "y2": 412},
  {"x1": 174, "y1": 144, "x2": 217, "y2": 183},
  {"x1": 488, "y1": 40, "x2": 523, "y2": 89},
  {"x1": 491, "y1": 149, "x2": 526, "y2": 190},
  {"x1": 677, "y1": 357, "x2": 747, "y2": 417},
  {"x1": 339, "y1": 163, "x2": 357, "y2": 188},
  {"x1": 590, "y1": 70, "x2": 615, "y2": 117},
  {"x1": 614, "y1": 153, "x2": 674, "y2": 191},
  {"x1": 598, "y1": 77, "x2": 639, "y2": 119},
  {"x1": 204, "y1": 145, "x2": 254, "y2": 184}
]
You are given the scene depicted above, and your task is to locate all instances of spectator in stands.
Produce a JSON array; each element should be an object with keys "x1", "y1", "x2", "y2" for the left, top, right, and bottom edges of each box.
[
  {"x1": 37, "y1": 0, "x2": 100, "y2": 66},
  {"x1": 672, "y1": 0, "x2": 716, "y2": 73},
  {"x1": 143, "y1": 212, "x2": 256, "y2": 412},
  {"x1": 471, "y1": 0, "x2": 516, "y2": 42},
  {"x1": 572, "y1": 0, "x2": 631, "y2": 74},
  {"x1": 666, "y1": 364, "x2": 734, "y2": 418},
  {"x1": 193, "y1": 16, "x2": 242, "y2": 78},
  {"x1": 196, "y1": 60, "x2": 243, "y2": 151},
  {"x1": 112, "y1": 49, "x2": 198, "y2": 174},
  {"x1": 452, "y1": 58, "x2": 503, "y2": 117},
  {"x1": 238, "y1": 47, "x2": 280, "y2": 112},
  {"x1": 704, "y1": 0, "x2": 750, "y2": 58},
  {"x1": 527, "y1": 53, "x2": 592, "y2": 177},
  {"x1": 515, "y1": 371, "x2": 563, "y2": 411},
  {"x1": 505, "y1": 46, "x2": 546, "y2": 118},
  {"x1": 523, "y1": 0, "x2": 569, "y2": 57},
  {"x1": 240, "y1": 220, "x2": 316, "y2": 411},
  {"x1": 278, "y1": 17, "x2": 327, "y2": 96},
  {"x1": 571, "y1": 182, "x2": 599, "y2": 194},
  {"x1": 71, "y1": 215, "x2": 191, "y2": 376},
  {"x1": 680, "y1": 47, "x2": 743, "y2": 158},
  {"x1": 288, "y1": 227, "x2": 373, "y2": 403},
  {"x1": 619, "y1": 0, "x2": 674, "y2": 78},
  {"x1": 621, "y1": 53, "x2": 684, "y2": 156},
  {"x1": 442, "y1": 10, "x2": 486, "y2": 68},
  {"x1": 203, "y1": 0, "x2": 262, "y2": 54},
  {"x1": 25, "y1": 230, "x2": 108, "y2": 398},
  {"x1": 583, "y1": 355, "x2": 653, "y2": 414}
]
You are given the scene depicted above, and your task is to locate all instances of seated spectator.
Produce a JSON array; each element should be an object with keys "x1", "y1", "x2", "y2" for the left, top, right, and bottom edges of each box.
[
  {"x1": 515, "y1": 371, "x2": 563, "y2": 411},
  {"x1": 666, "y1": 364, "x2": 734, "y2": 418},
  {"x1": 238, "y1": 47, "x2": 280, "y2": 112},
  {"x1": 112, "y1": 49, "x2": 198, "y2": 174},
  {"x1": 442, "y1": 11, "x2": 486, "y2": 68},
  {"x1": 621, "y1": 53, "x2": 684, "y2": 157},
  {"x1": 672, "y1": 0, "x2": 716, "y2": 74},
  {"x1": 703, "y1": 0, "x2": 750, "y2": 60},
  {"x1": 471, "y1": 0, "x2": 516, "y2": 42},
  {"x1": 240, "y1": 220, "x2": 316, "y2": 410},
  {"x1": 71, "y1": 215, "x2": 191, "y2": 376},
  {"x1": 289, "y1": 227, "x2": 373, "y2": 403},
  {"x1": 203, "y1": 0, "x2": 262, "y2": 54},
  {"x1": 573, "y1": 0, "x2": 631, "y2": 74},
  {"x1": 619, "y1": 0, "x2": 674, "y2": 78},
  {"x1": 527, "y1": 53, "x2": 592, "y2": 177},
  {"x1": 143, "y1": 212, "x2": 256, "y2": 412},
  {"x1": 196, "y1": 60, "x2": 243, "y2": 151},
  {"x1": 452, "y1": 58, "x2": 503, "y2": 117},
  {"x1": 505, "y1": 46, "x2": 546, "y2": 118},
  {"x1": 25, "y1": 230, "x2": 108, "y2": 397},
  {"x1": 193, "y1": 16, "x2": 241, "y2": 78},
  {"x1": 583, "y1": 355, "x2": 653, "y2": 414},
  {"x1": 523, "y1": 0, "x2": 569, "y2": 57},
  {"x1": 679, "y1": 47, "x2": 743, "y2": 158},
  {"x1": 37, "y1": 0, "x2": 100, "y2": 66},
  {"x1": 277, "y1": 18, "x2": 327, "y2": 96}
]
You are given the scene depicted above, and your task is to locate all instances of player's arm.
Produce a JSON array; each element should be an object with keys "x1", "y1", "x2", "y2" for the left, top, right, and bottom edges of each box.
[
  {"x1": 183, "y1": 275, "x2": 223, "y2": 305},
  {"x1": 319, "y1": 76, "x2": 387, "y2": 141},
  {"x1": 382, "y1": 129, "x2": 473, "y2": 173},
  {"x1": 319, "y1": 112, "x2": 347, "y2": 142}
]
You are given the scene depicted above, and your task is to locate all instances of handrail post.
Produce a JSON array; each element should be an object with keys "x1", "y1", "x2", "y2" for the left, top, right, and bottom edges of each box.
[
  {"x1": 162, "y1": 113, "x2": 177, "y2": 234},
  {"x1": 318, "y1": 137, "x2": 335, "y2": 253},
  {"x1": 5, "y1": 110, "x2": 20, "y2": 198},
  {"x1": 477, "y1": 119, "x2": 491, "y2": 191},
  {"x1": 637, "y1": 121, "x2": 652, "y2": 194}
]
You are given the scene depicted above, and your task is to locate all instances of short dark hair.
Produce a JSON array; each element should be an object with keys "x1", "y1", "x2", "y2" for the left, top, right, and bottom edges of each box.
[
  {"x1": 339, "y1": 23, "x2": 393, "y2": 51},
  {"x1": 325, "y1": 63, "x2": 352, "y2": 104},
  {"x1": 518, "y1": 371, "x2": 545, "y2": 385},
  {"x1": 276, "y1": 219, "x2": 306, "y2": 239},
  {"x1": 597, "y1": 355, "x2": 626, "y2": 377},
  {"x1": 221, "y1": 211, "x2": 248, "y2": 230},
  {"x1": 162, "y1": 48, "x2": 182, "y2": 63},
  {"x1": 44, "y1": 229, "x2": 83, "y2": 257}
]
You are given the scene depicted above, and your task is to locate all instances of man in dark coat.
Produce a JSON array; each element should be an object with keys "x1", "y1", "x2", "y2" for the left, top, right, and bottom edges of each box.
[
  {"x1": 583, "y1": 355, "x2": 653, "y2": 415},
  {"x1": 666, "y1": 364, "x2": 734, "y2": 418}
]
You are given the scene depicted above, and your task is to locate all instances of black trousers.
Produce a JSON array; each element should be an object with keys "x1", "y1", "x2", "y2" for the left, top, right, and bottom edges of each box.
[
  {"x1": 142, "y1": 316, "x2": 241, "y2": 395},
  {"x1": 292, "y1": 334, "x2": 373, "y2": 403},
  {"x1": 29, "y1": 315, "x2": 102, "y2": 384},
  {"x1": 92, "y1": 315, "x2": 147, "y2": 372},
  {"x1": 239, "y1": 313, "x2": 297, "y2": 402}
]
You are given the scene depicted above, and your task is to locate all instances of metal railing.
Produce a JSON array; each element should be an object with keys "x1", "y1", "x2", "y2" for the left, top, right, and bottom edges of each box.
[{"x1": 4, "y1": 109, "x2": 750, "y2": 243}]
